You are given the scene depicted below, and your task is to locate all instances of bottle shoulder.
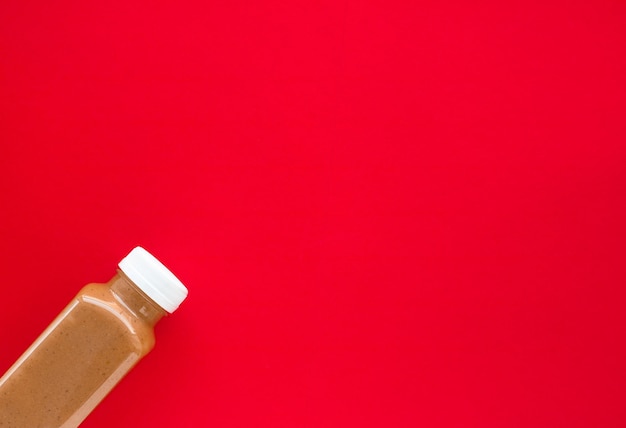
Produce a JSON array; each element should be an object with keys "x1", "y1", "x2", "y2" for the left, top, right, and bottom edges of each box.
[{"x1": 74, "y1": 283, "x2": 156, "y2": 355}]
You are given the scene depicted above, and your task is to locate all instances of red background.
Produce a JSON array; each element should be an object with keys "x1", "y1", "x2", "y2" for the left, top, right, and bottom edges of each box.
[{"x1": 1, "y1": 1, "x2": 625, "y2": 426}]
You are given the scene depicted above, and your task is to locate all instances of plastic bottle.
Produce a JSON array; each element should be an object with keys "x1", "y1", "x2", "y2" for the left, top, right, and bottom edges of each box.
[{"x1": 0, "y1": 246, "x2": 188, "y2": 427}]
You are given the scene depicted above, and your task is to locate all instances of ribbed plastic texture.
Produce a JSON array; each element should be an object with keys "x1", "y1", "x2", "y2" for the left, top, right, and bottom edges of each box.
[{"x1": 118, "y1": 247, "x2": 188, "y2": 313}]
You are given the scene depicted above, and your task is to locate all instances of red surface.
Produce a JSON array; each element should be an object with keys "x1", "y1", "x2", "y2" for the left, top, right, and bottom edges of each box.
[{"x1": 1, "y1": 1, "x2": 626, "y2": 426}]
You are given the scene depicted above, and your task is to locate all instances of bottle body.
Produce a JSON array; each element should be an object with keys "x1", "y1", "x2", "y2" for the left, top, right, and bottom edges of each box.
[{"x1": 0, "y1": 272, "x2": 165, "y2": 427}]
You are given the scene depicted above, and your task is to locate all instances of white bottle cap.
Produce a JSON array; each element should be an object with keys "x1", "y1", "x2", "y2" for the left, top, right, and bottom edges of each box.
[{"x1": 118, "y1": 246, "x2": 189, "y2": 313}]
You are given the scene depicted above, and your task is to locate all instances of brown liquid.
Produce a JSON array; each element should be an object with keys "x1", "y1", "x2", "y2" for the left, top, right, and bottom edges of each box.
[{"x1": 0, "y1": 272, "x2": 165, "y2": 428}]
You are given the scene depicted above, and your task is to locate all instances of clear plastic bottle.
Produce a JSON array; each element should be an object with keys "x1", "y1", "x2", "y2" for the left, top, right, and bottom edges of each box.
[{"x1": 0, "y1": 247, "x2": 188, "y2": 427}]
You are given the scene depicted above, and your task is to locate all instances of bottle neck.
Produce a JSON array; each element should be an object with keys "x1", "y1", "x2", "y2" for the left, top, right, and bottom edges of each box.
[{"x1": 109, "y1": 271, "x2": 167, "y2": 326}]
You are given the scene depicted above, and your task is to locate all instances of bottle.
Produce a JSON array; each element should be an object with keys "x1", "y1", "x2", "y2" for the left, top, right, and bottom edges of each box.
[{"x1": 0, "y1": 246, "x2": 189, "y2": 427}]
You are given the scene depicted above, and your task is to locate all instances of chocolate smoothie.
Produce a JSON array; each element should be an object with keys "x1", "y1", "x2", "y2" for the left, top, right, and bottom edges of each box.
[{"x1": 0, "y1": 247, "x2": 188, "y2": 428}]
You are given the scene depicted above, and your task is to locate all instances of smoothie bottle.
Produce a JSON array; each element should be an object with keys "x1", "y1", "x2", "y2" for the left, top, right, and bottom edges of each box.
[{"x1": 0, "y1": 246, "x2": 188, "y2": 427}]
